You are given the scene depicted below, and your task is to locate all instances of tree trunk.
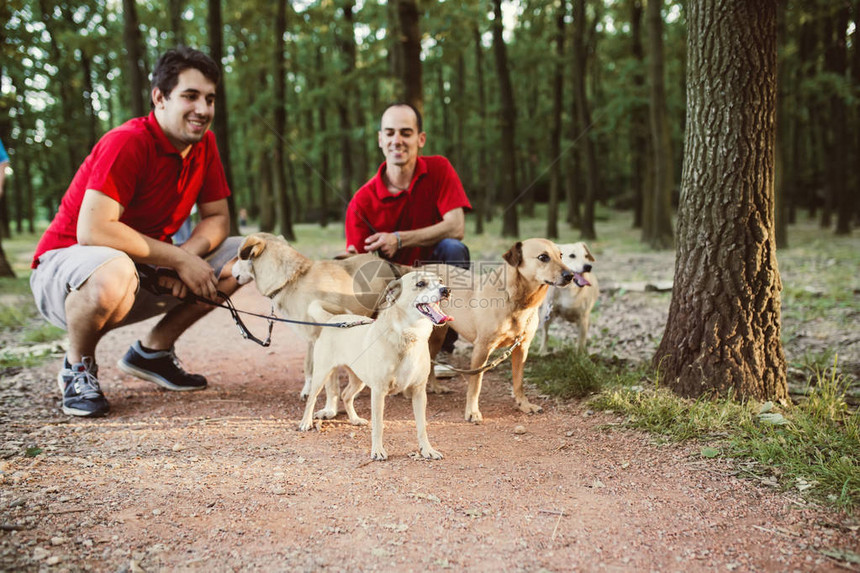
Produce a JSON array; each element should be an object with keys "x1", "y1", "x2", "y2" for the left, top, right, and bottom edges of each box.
[
  {"x1": 0, "y1": 240, "x2": 14, "y2": 278},
  {"x1": 630, "y1": 0, "x2": 648, "y2": 229},
  {"x1": 491, "y1": 0, "x2": 519, "y2": 238},
  {"x1": 547, "y1": 6, "x2": 565, "y2": 240},
  {"x1": 473, "y1": 26, "x2": 487, "y2": 235},
  {"x1": 396, "y1": 0, "x2": 423, "y2": 114},
  {"x1": 317, "y1": 46, "x2": 330, "y2": 228},
  {"x1": 654, "y1": 0, "x2": 786, "y2": 402},
  {"x1": 644, "y1": 0, "x2": 674, "y2": 249},
  {"x1": 208, "y1": 0, "x2": 239, "y2": 236},
  {"x1": 827, "y1": 3, "x2": 851, "y2": 235},
  {"x1": 572, "y1": 0, "x2": 597, "y2": 240},
  {"x1": 169, "y1": 0, "x2": 185, "y2": 45},
  {"x1": 122, "y1": 0, "x2": 148, "y2": 118},
  {"x1": 272, "y1": 0, "x2": 295, "y2": 240}
]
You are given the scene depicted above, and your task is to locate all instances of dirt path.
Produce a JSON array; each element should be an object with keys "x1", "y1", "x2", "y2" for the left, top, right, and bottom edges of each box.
[{"x1": 1, "y1": 283, "x2": 857, "y2": 572}]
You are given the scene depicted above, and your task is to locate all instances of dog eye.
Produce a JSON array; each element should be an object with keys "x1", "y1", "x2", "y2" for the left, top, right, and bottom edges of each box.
[
  {"x1": 416, "y1": 280, "x2": 426, "y2": 288},
  {"x1": 568, "y1": 254, "x2": 576, "y2": 259},
  {"x1": 538, "y1": 254, "x2": 550, "y2": 263}
]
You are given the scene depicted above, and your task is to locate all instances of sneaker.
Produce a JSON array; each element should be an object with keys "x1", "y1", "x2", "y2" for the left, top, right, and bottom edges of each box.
[
  {"x1": 57, "y1": 356, "x2": 110, "y2": 417},
  {"x1": 117, "y1": 341, "x2": 207, "y2": 391},
  {"x1": 433, "y1": 364, "x2": 457, "y2": 379}
]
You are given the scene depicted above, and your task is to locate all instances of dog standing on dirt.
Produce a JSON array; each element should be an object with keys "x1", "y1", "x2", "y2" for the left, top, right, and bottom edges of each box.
[
  {"x1": 423, "y1": 238, "x2": 585, "y2": 423},
  {"x1": 299, "y1": 271, "x2": 451, "y2": 461},
  {"x1": 232, "y1": 233, "x2": 401, "y2": 398},
  {"x1": 537, "y1": 242, "x2": 598, "y2": 354}
]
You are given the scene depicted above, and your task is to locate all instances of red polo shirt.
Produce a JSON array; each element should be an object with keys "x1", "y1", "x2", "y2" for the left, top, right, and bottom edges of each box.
[
  {"x1": 32, "y1": 112, "x2": 230, "y2": 267},
  {"x1": 345, "y1": 156, "x2": 471, "y2": 266}
]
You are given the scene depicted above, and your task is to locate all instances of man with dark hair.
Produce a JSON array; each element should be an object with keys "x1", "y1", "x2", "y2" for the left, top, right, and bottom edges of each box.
[
  {"x1": 345, "y1": 103, "x2": 471, "y2": 268},
  {"x1": 30, "y1": 47, "x2": 241, "y2": 418}
]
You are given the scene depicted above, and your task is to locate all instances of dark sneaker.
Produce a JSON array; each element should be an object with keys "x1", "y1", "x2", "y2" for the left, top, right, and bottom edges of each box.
[
  {"x1": 117, "y1": 341, "x2": 207, "y2": 391},
  {"x1": 57, "y1": 356, "x2": 110, "y2": 417}
]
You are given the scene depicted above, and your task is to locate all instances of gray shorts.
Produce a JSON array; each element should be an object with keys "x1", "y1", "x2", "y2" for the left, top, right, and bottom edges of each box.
[{"x1": 30, "y1": 237, "x2": 243, "y2": 330}]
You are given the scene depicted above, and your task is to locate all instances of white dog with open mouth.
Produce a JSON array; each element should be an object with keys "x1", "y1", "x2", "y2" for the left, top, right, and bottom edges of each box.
[
  {"x1": 537, "y1": 242, "x2": 598, "y2": 353},
  {"x1": 299, "y1": 271, "x2": 452, "y2": 461}
]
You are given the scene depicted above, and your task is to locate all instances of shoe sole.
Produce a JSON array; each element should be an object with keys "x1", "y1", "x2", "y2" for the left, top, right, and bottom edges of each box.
[
  {"x1": 116, "y1": 359, "x2": 207, "y2": 392},
  {"x1": 434, "y1": 366, "x2": 457, "y2": 379},
  {"x1": 57, "y1": 373, "x2": 109, "y2": 417}
]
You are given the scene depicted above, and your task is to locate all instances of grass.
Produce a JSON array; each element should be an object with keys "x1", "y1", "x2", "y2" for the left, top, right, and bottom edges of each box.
[{"x1": 588, "y1": 357, "x2": 859, "y2": 514}]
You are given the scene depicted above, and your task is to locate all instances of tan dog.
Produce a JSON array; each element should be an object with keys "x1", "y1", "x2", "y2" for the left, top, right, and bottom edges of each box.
[
  {"x1": 537, "y1": 242, "x2": 598, "y2": 354},
  {"x1": 299, "y1": 271, "x2": 451, "y2": 461},
  {"x1": 232, "y1": 233, "x2": 401, "y2": 399},
  {"x1": 424, "y1": 238, "x2": 580, "y2": 423}
]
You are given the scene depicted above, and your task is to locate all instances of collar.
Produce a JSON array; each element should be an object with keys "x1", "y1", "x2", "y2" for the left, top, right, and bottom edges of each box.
[
  {"x1": 144, "y1": 111, "x2": 191, "y2": 159},
  {"x1": 373, "y1": 156, "x2": 428, "y2": 200}
]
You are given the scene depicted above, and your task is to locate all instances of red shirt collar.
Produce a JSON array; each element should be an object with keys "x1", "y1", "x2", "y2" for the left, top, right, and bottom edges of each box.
[
  {"x1": 373, "y1": 156, "x2": 428, "y2": 200},
  {"x1": 144, "y1": 111, "x2": 187, "y2": 158}
]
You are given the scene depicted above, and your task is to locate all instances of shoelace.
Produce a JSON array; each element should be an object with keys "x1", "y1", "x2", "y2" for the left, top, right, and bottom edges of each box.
[
  {"x1": 71, "y1": 357, "x2": 102, "y2": 399},
  {"x1": 166, "y1": 348, "x2": 191, "y2": 374}
]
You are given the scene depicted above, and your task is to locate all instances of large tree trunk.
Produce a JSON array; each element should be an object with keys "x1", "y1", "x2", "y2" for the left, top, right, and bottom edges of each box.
[
  {"x1": 337, "y1": 0, "x2": 357, "y2": 212},
  {"x1": 826, "y1": 3, "x2": 851, "y2": 235},
  {"x1": 169, "y1": 0, "x2": 185, "y2": 45},
  {"x1": 472, "y1": 26, "x2": 487, "y2": 235},
  {"x1": 208, "y1": 0, "x2": 239, "y2": 236},
  {"x1": 491, "y1": 0, "x2": 519, "y2": 238},
  {"x1": 122, "y1": 0, "x2": 148, "y2": 118},
  {"x1": 396, "y1": 0, "x2": 423, "y2": 114},
  {"x1": 654, "y1": 0, "x2": 786, "y2": 402},
  {"x1": 572, "y1": 0, "x2": 597, "y2": 240},
  {"x1": 272, "y1": 0, "x2": 295, "y2": 240},
  {"x1": 644, "y1": 0, "x2": 674, "y2": 249},
  {"x1": 547, "y1": 6, "x2": 565, "y2": 239},
  {"x1": 316, "y1": 46, "x2": 330, "y2": 228}
]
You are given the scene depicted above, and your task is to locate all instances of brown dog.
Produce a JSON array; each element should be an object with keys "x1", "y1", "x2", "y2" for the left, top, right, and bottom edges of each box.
[
  {"x1": 232, "y1": 233, "x2": 402, "y2": 399},
  {"x1": 423, "y1": 238, "x2": 582, "y2": 422}
]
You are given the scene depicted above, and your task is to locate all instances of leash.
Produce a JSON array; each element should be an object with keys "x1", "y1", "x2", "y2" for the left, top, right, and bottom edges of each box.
[
  {"x1": 432, "y1": 336, "x2": 524, "y2": 376},
  {"x1": 136, "y1": 266, "x2": 373, "y2": 347}
]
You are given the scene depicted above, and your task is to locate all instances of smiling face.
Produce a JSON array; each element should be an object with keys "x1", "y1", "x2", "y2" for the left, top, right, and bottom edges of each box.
[
  {"x1": 378, "y1": 105, "x2": 426, "y2": 170},
  {"x1": 152, "y1": 68, "x2": 216, "y2": 154}
]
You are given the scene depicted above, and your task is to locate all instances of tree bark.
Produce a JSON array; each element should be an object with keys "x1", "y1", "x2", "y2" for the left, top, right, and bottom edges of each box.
[
  {"x1": 272, "y1": 0, "x2": 295, "y2": 240},
  {"x1": 122, "y1": 0, "x2": 148, "y2": 118},
  {"x1": 644, "y1": 0, "x2": 674, "y2": 249},
  {"x1": 826, "y1": 2, "x2": 851, "y2": 235},
  {"x1": 317, "y1": 46, "x2": 330, "y2": 228},
  {"x1": 396, "y1": 0, "x2": 424, "y2": 114},
  {"x1": 629, "y1": 0, "x2": 648, "y2": 229},
  {"x1": 654, "y1": 0, "x2": 787, "y2": 402},
  {"x1": 336, "y1": 0, "x2": 357, "y2": 211},
  {"x1": 491, "y1": 0, "x2": 519, "y2": 238},
  {"x1": 473, "y1": 27, "x2": 487, "y2": 235},
  {"x1": 571, "y1": 0, "x2": 597, "y2": 240},
  {"x1": 169, "y1": 0, "x2": 185, "y2": 45},
  {"x1": 208, "y1": 0, "x2": 240, "y2": 236},
  {"x1": 547, "y1": 6, "x2": 565, "y2": 239}
]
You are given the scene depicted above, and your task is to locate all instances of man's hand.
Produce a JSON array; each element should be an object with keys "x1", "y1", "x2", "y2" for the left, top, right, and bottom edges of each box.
[
  {"x1": 364, "y1": 232, "x2": 399, "y2": 258},
  {"x1": 174, "y1": 251, "x2": 219, "y2": 302}
]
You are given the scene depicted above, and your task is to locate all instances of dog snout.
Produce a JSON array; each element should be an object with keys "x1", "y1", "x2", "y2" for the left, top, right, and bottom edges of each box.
[
  {"x1": 561, "y1": 269, "x2": 574, "y2": 284},
  {"x1": 440, "y1": 286, "x2": 451, "y2": 299},
  {"x1": 583, "y1": 264, "x2": 592, "y2": 273}
]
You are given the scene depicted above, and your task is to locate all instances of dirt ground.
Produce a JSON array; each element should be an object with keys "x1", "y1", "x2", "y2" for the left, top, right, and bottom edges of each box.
[{"x1": 1, "y1": 248, "x2": 858, "y2": 572}]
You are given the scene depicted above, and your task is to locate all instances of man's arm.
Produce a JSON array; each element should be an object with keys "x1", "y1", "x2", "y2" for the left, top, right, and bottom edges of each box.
[
  {"x1": 364, "y1": 208, "x2": 465, "y2": 258},
  {"x1": 76, "y1": 189, "x2": 219, "y2": 300},
  {"x1": 176, "y1": 198, "x2": 230, "y2": 258}
]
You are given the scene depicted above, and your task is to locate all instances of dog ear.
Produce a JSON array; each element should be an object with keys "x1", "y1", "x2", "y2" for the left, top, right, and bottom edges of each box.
[
  {"x1": 239, "y1": 235, "x2": 266, "y2": 261},
  {"x1": 503, "y1": 242, "x2": 524, "y2": 267},
  {"x1": 583, "y1": 244, "x2": 595, "y2": 262},
  {"x1": 383, "y1": 278, "x2": 403, "y2": 307}
]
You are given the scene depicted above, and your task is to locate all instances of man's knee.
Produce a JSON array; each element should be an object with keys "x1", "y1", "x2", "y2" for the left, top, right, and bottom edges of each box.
[
  {"x1": 78, "y1": 256, "x2": 139, "y2": 308},
  {"x1": 433, "y1": 238, "x2": 470, "y2": 269}
]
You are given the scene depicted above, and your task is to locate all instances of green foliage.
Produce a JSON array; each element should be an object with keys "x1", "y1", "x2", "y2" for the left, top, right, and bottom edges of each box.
[{"x1": 526, "y1": 349, "x2": 645, "y2": 399}]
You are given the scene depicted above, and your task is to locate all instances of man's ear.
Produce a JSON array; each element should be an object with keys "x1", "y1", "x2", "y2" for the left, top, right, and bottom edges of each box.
[
  {"x1": 239, "y1": 235, "x2": 266, "y2": 261},
  {"x1": 503, "y1": 242, "x2": 523, "y2": 267},
  {"x1": 151, "y1": 87, "x2": 165, "y2": 109}
]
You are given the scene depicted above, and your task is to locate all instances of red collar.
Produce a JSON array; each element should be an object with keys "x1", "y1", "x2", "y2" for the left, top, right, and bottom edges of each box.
[
  {"x1": 144, "y1": 111, "x2": 190, "y2": 158},
  {"x1": 373, "y1": 156, "x2": 428, "y2": 200}
]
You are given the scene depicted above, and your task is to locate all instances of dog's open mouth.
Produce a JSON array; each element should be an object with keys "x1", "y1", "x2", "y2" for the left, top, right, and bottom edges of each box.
[
  {"x1": 572, "y1": 272, "x2": 590, "y2": 287},
  {"x1": 416, "y1": 302, "x2": 453, "y2": 325}
]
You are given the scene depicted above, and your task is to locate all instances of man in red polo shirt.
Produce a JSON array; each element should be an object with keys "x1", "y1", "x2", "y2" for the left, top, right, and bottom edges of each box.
[
  {"x1": 345, "y1": 103, "x2": 471, "y2": 268},
  {"x1": 345, "y1": 103, "x2": 471, "y2": 357},
  {"x1": 30, "y1": 47, "x2": 241, "y2": 418}
]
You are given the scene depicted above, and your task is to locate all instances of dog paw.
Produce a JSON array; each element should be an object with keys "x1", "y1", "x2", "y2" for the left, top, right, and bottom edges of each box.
[
  {"x1": 518, "y1": 401, "x2": 543, "y2": 414},
  {"x1": 427, "y1": 382, "x2": 453, "y2": 394},
  {"x1": 465, "y1": 410, "x2": 483, "y2": 424},
  {"x1": 348, "y1": 416, "x2": 369, "y2": 426},
  {"x1": 420, "y1": 446, "x2": 444, "y2": 460},
  {"x1": 298, "y1": 421, "x2": 312, "y2": 432},
  {"x1": 314, "y1": 408, "x2": 337, "y2": 420},
  {"x1": 371, "y1": 447, "x2": 388, "y2": 461}
]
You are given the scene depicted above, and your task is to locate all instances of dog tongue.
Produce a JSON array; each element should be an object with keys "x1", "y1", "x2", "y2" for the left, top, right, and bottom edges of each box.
[
  {"x1": 423, "y1": 302, "x2": 453, "y2": 325},
  {"x1": 572, "y1": 272, "x2": 590, "y2": 288}
]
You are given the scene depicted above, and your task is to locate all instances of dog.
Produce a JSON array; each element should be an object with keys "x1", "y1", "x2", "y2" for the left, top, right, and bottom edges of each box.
[
  {"x1": 299, "y1": 271, "x2": 451, "y2": 461},
  {"x1": 423, "y1": 238, "x2": 587, "y2": 423},
  {"x1": 537, "y1": 242, "x2": 598, "y2": 354},
  {"x1": 232, "y1": 233, "x2": 402, "y2": 399}
]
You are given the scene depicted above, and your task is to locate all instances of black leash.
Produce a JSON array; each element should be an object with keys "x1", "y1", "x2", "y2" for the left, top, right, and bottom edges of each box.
[{"x1": 136, "y1": 266, "x2": 373, "y2": 347}]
